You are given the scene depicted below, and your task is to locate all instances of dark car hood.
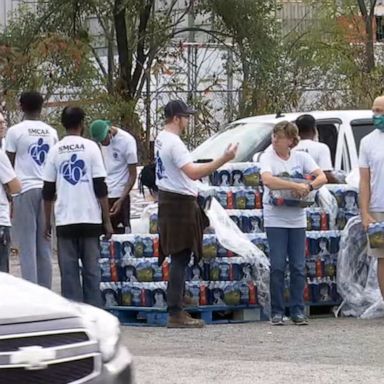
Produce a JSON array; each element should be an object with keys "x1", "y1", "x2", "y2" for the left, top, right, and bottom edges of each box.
[{"x1": 0, "y1": 272, "x2": 79, "y2": 325}]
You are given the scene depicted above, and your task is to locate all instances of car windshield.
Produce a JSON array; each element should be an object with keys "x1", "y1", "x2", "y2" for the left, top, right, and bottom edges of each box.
[{"x1": 191, "y1": 121, "x2": 274, "y2": 162}]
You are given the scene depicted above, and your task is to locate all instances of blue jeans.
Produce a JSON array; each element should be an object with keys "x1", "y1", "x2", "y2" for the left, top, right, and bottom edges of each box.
[
  {"x1": 57, "y1": 236, "x2": 102, "y2": 308},
  {"x1": 13, "y1": 189, "x2": 52, "y2": 288},
  {"x1": 266, "y1": 227, "x2": 306, "y2": 317}
]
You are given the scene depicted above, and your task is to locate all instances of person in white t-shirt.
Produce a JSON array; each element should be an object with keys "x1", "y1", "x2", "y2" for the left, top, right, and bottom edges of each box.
[
  {"x1": 359, "y1": 95, "x2": 384, "y2": 303},
  {"x1": 0, "y1": 112, "x2": 6, "y2": 149},
  {"x1": 155, "y1": 100, "x2": 238, "y2": 328},
  {"x1": 293, "y1": 114, "x2": 339, "y2": 183},
  {"x1": 260, "y1": 121, "x2": 326, "y2": 326},
  {"x1": 89, "y1": 120, "x2": 138, "y2": 234},
  {"x1": 42, "y1": 107, "x2": 113, "y2": 307},
  {"x1": 0, "y1": 150, "x2": 21, "y2": 272},
  {"x1": 5, "y1": 92, "x2": 58, "y2": 288}
]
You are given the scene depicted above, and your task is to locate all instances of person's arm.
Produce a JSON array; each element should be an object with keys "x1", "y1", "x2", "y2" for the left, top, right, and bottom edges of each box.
[
  {"x1": 309, "y1": 168, "x2": 327, "y2": 190},
  {"x1": 90, "y1": 142, "x2": 113, "y2": 237},
  {"x1": 360, "y1": 167, "x2": 375, "y2": 230},
  {"x1": 110, "y1": 164, "x2": 137, "y2": 216},
  {"x1": 181, "y1": 143, "x2": 238, "y2": 180},
  {"x1": 359, "y1": 139, "x2": 375, "y2": 230},
  {"x1": 93, "y1": 177, "x2": 113, "y2": 239},
  {"x1": 0, "y1": 151, "x2": 20, "y2": 202},
  {"x1": 324, "y1": 171, "x2": 340, "y2": 184},
  {"x1": 4, "y1": 177, "x2": 21, "y2": 195},
  {"x1": 42, "y1": 181, "x2": 56, "y2": 239}
]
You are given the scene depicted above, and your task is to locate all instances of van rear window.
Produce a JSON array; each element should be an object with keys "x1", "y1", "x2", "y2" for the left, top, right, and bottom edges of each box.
[{"x1": 351, "y1": 119, "x2": 374, "y2": 155}]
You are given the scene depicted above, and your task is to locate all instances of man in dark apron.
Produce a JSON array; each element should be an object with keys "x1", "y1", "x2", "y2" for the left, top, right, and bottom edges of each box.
[{"x1": 155, "y1": 100, "x2": 238, "y2": 328}]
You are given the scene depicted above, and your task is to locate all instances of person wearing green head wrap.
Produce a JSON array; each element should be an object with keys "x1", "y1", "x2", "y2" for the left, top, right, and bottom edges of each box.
[{"x1": 89, "y1": 119, "x2": 138, "y2": 234}]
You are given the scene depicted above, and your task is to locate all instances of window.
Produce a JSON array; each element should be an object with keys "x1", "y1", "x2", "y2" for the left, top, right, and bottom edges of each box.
[
  {"x1": 377, "y1": 16, "x2": 384, "y2": 42},
  {"x1": 316, "y1": 123, "x2": 339, "y2": 167},
  {"x1": 351, "y1": 119, "x2": 374, "y2": 155},
  {"x1": 191, "y1": 122, "x2": 274, "y2": 162}
]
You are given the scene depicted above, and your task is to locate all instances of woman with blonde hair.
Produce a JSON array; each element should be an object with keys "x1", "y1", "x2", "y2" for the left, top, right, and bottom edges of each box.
[{"x1": 260, "y1": 121, "x2": 327, "y2": 325}]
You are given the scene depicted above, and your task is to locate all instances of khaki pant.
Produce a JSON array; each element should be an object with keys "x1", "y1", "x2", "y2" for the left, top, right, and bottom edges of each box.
[{"x1": 368, "y1": 212, "x2": 384, "y2": 258}]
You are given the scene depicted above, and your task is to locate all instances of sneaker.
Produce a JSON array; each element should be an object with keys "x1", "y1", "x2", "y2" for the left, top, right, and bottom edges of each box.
[
  {"x1": 291, "y1": 314, "x2": 309, "y2": 326},
  {"x1": 270, "y1": 314, "x2": 284, "y2": 326},
  {"x1": 167, "y1": 311, "x2": 205, "y2": 329}
]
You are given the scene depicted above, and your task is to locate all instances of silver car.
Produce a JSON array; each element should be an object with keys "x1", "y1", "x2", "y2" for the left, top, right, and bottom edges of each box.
[{"x1": 0, "y1": 272, "x2": 133, "y2": 383}]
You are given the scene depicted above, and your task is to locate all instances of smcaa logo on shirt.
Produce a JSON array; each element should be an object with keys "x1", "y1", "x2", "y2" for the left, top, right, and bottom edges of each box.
[
  {"x1": 59, "y1": 154, "x2": 87, "y2": 185},
  {"x1": 155, "y1": 151, "x2": 167, "y2": 180},
  {"x1": 29, "y1": 138, "x2": 50, "y2": 166}
]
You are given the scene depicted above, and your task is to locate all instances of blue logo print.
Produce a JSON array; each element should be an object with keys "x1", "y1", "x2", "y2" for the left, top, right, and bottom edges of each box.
[
  {"x1": 29, "y1": 138, "x2": 50, "y2": 166},
  {"x1": 155, "y1": 151, "x2": 167, "y2": 180},
  {"x1": 59, "y1": 154, "x2": 86, "y2": 185}
]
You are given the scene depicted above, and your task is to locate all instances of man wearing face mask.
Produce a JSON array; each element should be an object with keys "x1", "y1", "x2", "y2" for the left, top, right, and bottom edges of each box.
[{"x1": 360, "y1": 95, "x2": 384, "y2": 303}]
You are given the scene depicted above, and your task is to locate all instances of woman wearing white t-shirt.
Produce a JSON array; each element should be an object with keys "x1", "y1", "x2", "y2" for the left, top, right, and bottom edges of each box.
[{"x1": 260, "y1": 121, "x2": 326, "y2": 326}]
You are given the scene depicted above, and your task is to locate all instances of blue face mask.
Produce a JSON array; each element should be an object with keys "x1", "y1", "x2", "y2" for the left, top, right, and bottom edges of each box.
[{"x1": 373, "y1": 114, "x2": 384, "y2": 132}]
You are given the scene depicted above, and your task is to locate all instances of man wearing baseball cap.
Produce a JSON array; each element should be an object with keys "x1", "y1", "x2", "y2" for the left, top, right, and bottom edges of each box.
[
  {"x1": 90, "y1": 120, "x2": 137, "y2": 234},
  {"x1": 156, "y1": 100, "x2": 238, "y2": 328}
]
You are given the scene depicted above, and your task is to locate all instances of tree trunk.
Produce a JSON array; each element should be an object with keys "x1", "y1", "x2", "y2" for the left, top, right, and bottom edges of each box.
[
  {"x1": 357, "y1": 0, "x2": 376, "y2": 72},
  {"x1": 365, "y1": 14, "x2": 375, "y2": 72},
  {"x1": 107, "y1": 23, "x2": 115, "y2": 93},
  {"x1": 113, "y1": 0, "x2": 132, "y2": 99}
]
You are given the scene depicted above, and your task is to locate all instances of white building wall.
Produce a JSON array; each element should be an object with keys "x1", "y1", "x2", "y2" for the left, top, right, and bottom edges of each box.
[{"x1": 0, "y1": 0, "x2": 38, "y2": 29}]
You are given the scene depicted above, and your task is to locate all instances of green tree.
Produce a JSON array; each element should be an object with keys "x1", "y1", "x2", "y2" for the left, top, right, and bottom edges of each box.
[
  {"x1": 0, "y1": 4, "x2": 99, "y2": 133},
  {"x1": 201, "y1": 0, "x2": 282, "y2": 116},
  {"x1": 21, "y1": 0, "x2": 199, "y2": 159}
]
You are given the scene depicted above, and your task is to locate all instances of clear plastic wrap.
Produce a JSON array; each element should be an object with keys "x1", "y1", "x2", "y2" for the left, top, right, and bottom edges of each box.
[
  {"x1": 205, "y1": 198, "x2": 270, "y2": 312},
  {"x1": 345, "y1": 168, "x2": 359, "y2": 189},
  {"x1": 316, "y1": 187, "x2": 339, "y2": 230},
  {"x1": 336, "y1": 216, "x2": 384, "y2": 318},
  {"x1": 131, "y1": 203, "x2": 158, "y2": 234}
]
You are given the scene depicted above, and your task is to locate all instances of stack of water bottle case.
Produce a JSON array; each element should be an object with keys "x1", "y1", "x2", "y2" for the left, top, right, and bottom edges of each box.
[{"x1": 99, "y1": 162, "x2": 360, "y2": 310}]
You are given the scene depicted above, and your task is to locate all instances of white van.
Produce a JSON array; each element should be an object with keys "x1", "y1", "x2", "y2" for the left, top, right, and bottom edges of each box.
[{"x1": 191, "y1": 110, "x2": 374, "y2": 174}]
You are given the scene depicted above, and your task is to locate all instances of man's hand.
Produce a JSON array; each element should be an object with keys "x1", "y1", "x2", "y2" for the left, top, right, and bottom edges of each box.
[
  {"x1": 362, "y1": 212, "x2": 376, "y2": 231},
  {"x1": 223, "y1": 143, "x2": 239, "y2": 162},
  {"x1": 110, "y1": 198, "x2": 123, "y2": 217},
  {"x1": 104, "y1": 220, "x2": 114, "y2": 240},
  {"x1": 44, "y1": 224, "x2": 52, "y2": 240}
]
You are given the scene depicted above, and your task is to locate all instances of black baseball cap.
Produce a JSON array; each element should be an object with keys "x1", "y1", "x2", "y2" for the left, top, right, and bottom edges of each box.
[{"x1": 164, "y1": 100, "x2": 196, "y2": 118}]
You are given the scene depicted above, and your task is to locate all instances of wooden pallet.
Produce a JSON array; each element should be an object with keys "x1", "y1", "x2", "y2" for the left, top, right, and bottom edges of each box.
[
  {"x1": 106, "y1": 305, "x2": 266, "y2": 326},
  {"x1": 303, "y1": 301, "x2": 341, "y2": 318}
]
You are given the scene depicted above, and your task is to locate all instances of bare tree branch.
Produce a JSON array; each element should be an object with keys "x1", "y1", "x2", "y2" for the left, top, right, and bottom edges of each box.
[
  {"x1": 357, "y1": 0, "x2": 368, "y2": 16},
  {"x1": 132, "y1": 0, "x2": 194, "y2": 98},
  {"x1": 89, "y1": 44, "x2": 108, "y2": 78},
  {"x1": 131, "y1": 0, "x2": 154, "y2": 96}
]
